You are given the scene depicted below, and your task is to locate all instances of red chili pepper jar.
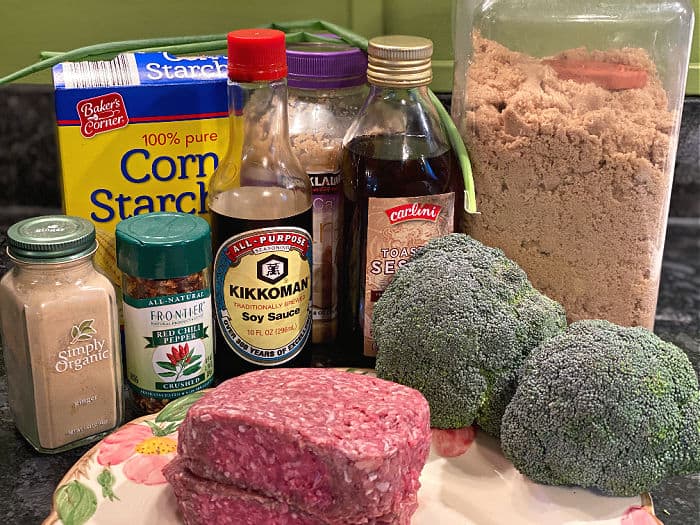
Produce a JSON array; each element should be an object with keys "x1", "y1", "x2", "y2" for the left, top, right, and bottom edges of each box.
[{"x1": 116, "y1": 212, "x2": 214, "y2": 415}]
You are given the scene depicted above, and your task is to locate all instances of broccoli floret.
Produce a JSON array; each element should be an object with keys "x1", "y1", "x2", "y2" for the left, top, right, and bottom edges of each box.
[
  {"x1": 372, "y1": 233, "x2": 567, "y2": 435},
  {"x1": 501, "y1": 320, "x2": 700, "y2": 496}
]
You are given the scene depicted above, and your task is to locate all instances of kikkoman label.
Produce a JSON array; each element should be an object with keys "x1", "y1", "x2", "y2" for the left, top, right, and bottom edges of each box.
[
  {"x1": 214, "y1": 227, "x2": 312, "y2": 365},
  {"x1": 363, "y1": 193, "x2": 455, "y2": 357},
  {"x1": 122, "y1": 289, "x2": 214, "y2": 398}
]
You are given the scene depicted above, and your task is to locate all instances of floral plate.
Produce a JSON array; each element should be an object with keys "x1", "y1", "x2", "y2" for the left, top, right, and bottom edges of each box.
[{"x1": 44, "y1": 389, "x2": 660, "y2": 525}]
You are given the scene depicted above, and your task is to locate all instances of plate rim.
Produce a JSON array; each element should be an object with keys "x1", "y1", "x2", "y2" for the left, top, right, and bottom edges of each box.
[
  {"x1": 43, "y1": 400, "x2": 660, "y2": 525},
  {"x1": 43, "y1": 412, "x2": 155, "y2": 525}
]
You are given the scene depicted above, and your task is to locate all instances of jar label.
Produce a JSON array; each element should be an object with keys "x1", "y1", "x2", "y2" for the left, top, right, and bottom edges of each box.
[
  {"x1": 42, "y1": 315, "x2": 120, "y2": 449},
  {"x1": 363, "y1": 193, "x2": 455, "y2": 356},
  {"x1": 123, "y1": 289, "x2": 214, "y2": 398},
  {"x1": 310, "y1": 171, "x2": 342, "y2": 334},
  {"x1": 213, "y1": 227, "x2": 312, "y2": 365}
]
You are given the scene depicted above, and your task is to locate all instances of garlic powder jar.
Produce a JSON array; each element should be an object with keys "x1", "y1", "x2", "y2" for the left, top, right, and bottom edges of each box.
[
  {"x1": 286, "y1": 41, "x2": 367, "y2": 346},
  {"x1": 0, "y1": 215, "x2": 123, "y2": 453}
]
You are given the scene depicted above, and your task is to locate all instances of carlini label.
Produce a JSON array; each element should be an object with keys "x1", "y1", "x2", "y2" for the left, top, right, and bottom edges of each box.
[
  {"x1": 384, "y1": 202, "x2": 443, "y2": 224},
  {"x1": 363, "y1": 193, "x2": 455, "y2": 357},
  {"x1": 214, "y1": 227, "x2": 312, "y2": 365},
  {"x1": 77, "y1": 92, "x2": 129, "y2": 138}
]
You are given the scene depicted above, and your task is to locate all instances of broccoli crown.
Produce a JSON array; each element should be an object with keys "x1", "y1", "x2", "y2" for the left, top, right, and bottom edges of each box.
[
  {"x1": 373, "y1": 233, "x2": 567, "y2": 434},
  {"x1": 500, "y1": 319, "x2": 700, "y2": 496}
]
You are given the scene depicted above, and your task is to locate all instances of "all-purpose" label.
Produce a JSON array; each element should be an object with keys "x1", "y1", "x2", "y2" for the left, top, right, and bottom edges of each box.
[{"x1": 214, "y1": 227, "x2": 312, "y2": 365}]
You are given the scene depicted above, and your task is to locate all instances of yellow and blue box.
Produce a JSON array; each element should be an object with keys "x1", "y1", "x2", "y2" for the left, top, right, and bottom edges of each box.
[{"x1": 53, "y1": 52, "x2": 229, "y2": 275}]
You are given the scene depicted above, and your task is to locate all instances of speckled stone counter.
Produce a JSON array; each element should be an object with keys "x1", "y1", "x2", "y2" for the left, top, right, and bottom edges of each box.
[
  {"x1": 0, "y1": 85, "x2": 698, "y2": 524},
  {"x1": 0, "y1": 213, "x2": 698, "y2": 525}
]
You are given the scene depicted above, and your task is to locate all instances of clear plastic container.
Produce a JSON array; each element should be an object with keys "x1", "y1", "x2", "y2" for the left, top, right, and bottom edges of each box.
[
  {"x1": 452, "y1": 0, "x2": 695, "y2": 328},
  {"x1": 286, "y1": 41, "x2": 368, "y2": 345}
]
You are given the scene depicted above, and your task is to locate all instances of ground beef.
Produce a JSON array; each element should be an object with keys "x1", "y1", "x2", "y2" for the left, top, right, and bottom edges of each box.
[
  {"x1": 164, "y1": 457, "x2": 326, "y2": 525},
  {"x1": 164, "y1": 458, "x2": 416, "y2": 525},
  {"x1": 460, "y1": 34, "x2": 675, "y2": 328},
  {"x1": 174, "y1": 368, "x2": 430, "y2": 524}
]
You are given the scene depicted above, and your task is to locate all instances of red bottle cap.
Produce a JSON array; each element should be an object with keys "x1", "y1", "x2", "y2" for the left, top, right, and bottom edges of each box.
[{"x1": 227, "y1": 29, "x2": 287, "y2": 82}]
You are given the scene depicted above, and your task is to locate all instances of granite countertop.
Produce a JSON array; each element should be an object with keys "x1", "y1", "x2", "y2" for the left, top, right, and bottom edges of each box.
[
  {"x1": 0, "y1": 210, "x2": 697, "y2": 524},
  {"x1": 0, "y1": 84, "x2": 697, "y2": 525}
]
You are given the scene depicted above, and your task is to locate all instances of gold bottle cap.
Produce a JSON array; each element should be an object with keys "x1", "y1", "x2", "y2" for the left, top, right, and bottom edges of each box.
[{"x1": 367, "y1": 35, "x2": 433, "y2": 88}]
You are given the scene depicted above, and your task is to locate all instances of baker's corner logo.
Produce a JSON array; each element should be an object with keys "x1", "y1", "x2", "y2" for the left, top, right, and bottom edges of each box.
[
  {"x1": 385, "y1": 203, "x2": 442, "y2": 225},
  {"x1": 76, "y1": 92, "x2": 129, "y2": 138}
]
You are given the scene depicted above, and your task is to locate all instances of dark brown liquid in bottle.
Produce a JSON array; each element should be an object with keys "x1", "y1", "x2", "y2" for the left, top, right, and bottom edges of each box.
[
  {"x1": 338, "y1": 134, "x2": 463, "y2": 367},
  {"x1": 210, "y1": 190, "x2": 313, "y2": 382}
]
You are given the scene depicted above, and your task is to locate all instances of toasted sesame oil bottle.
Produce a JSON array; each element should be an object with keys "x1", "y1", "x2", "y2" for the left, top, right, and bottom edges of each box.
[{"x1": 339, "y1": 36, "x2": 464, "y2": 367}]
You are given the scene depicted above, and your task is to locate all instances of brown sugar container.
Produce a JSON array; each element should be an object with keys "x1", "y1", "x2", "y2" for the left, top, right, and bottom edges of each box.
[
  {"x1": 0, "y1": 215, "x2": 123, "y2": 453},
  {"x1": 451, "y1": 0, "x2": 695, "y2": 328},
  {"x1": 116, "y1": 212, "x2": 214, "y2": 414}
]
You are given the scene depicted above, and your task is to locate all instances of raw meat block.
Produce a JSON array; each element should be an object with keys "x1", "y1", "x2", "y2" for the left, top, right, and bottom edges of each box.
[
  {"x1": 177, "y1": 368, "x2": 430, "y2": 524},
  {"x1": 164, "y1": 457, "x2": 325, "y2": 525},
  {"x1": 164, "y1": 458, "x2": 416, "y2": 525}
]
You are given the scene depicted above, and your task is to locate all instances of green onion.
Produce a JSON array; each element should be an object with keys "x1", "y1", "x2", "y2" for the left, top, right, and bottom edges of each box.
[
  {"x1": 0, "y1": 19, "x2": 476, "y2": 213},
  {"x1": 0, "y1": 34, "x2": 226, "y2": 85},
  {"x1": 429, "y1": 90, "x2": 478, "y2": 214}
]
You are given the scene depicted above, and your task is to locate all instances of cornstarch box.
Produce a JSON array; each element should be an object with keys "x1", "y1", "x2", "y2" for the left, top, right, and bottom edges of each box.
[{"x1": 52, "y1": 52, "x2": 229, "y2": 269}]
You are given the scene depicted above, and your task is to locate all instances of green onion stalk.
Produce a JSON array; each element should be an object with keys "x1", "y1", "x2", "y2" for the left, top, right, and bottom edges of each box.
[{"x1": 0, "y1": 19, "x2": 476, "y2": 213}]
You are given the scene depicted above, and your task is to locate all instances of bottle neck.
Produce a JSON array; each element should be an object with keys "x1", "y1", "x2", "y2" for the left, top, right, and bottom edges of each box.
[
  {"x1": 345, "y1": 82, "x2": 449, "y2": 156},
  {"x1": 366, "y1": 83, "x2": 430, "y2": 100},
  {"x1": 208, "y1": 75, "x2": 311, "y2": 216},
  {"x1": 228, "y1": 77, "x2": 291, "y2": 149}
]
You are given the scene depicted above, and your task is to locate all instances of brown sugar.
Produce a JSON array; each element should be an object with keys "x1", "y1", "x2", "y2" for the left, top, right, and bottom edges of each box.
[{"x1": 461, "y1": 35, "x2": 676, "y2": 328}]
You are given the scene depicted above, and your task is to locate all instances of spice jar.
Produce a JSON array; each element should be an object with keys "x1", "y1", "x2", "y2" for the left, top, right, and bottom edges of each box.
[
  {"x1": 452, "y1": 0, "x2": 695, "y2": 328},
  {"x1": 287, "y1": 41, "x2": 367, "y2": 346},
  {"x1": 0, "y1": 215, "x2": 123, "y2": 453},
  {"x1": 116, "y1": 212, "x2": 214, "y2": 414}
]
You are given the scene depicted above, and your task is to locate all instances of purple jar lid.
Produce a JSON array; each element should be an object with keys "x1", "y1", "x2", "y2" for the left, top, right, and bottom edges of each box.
[{"x1": 286, "y1": 41, "x2": 367, "y2": 89}]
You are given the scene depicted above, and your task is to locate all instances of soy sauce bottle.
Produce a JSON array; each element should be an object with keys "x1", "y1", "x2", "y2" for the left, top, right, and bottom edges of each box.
[
  {"x1": 208, "y1": 29, "x2": 313, "y2": 380},
  {"x1": 339, "y1": 36, "x2": 464, "y2": 366}
]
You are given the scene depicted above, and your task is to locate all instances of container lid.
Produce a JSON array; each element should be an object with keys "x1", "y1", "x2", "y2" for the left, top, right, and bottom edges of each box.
[
  {"x1": 115, "y1": 212, "x2": 212, "y2": 279},
  {"x1": 367, "y1": 35, "x2": 433, "y2": 88},
  {"x1": 227, "y1": 28, "x2": 287, "y2": 82},
  {"x1": 7, "y1": 215, "x2": 97, "y2": 262},
  {"x1": 287, "y1": 41, "x2": 367, "y2": 89}
]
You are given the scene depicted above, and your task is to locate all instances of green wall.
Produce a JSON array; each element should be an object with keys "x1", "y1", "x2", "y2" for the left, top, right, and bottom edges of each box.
[
  {"x1": 0, "y1": 0, "x2": 697, "y2": 94},
  {"x1": 689, "y1": 0, "x2": 700, "y2": 94},
  {"x1": 0, "y1": 0, "x2": 454, "y2": 90},
  {"x1": 0, "y1": 0, "x2": 452, "y2": 90}
]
